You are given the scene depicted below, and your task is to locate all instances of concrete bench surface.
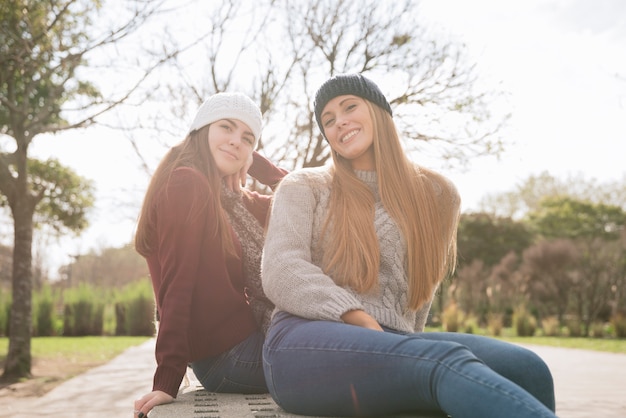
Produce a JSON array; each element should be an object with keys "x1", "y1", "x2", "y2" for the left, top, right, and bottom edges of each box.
[
  {"x1": 149, "y1": 387, "x2": 305, "y2": 417},
  {"x1": 149, "y1": 383, "x2": 448, "y2": 418}
]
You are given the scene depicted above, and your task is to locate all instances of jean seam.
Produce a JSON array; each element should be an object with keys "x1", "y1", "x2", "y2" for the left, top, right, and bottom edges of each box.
[{"x1": 263, "y1": 357, "x2": 283, "y2": 406}]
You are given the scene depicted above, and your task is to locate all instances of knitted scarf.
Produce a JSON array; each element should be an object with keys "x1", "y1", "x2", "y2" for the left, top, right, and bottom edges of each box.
[{"x1": 221, "y1": 183, "x2": 274, "y2": 334}]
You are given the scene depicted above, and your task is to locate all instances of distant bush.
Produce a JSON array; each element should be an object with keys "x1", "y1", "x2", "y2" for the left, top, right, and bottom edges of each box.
[
  {"x1": 541, "y1": 316, "x2": 560, "y2": 337},
  {"x1": 590, "y1": 322, "x2": 607, "y2": 338},
  {"x1": 487, "y1": 313, "x2": 503, "y2": 337},
  {"x1": 513, "y1": 305, "x2": 537, "y2": 337},
  {"x1": 33, "y1": 284, "x2": 56, "y2": 336},
  {"x1": 611, "y1": 312, "x2": 626, "y2": 339},
  {"x1": 462, "y1": 315, "x2": 479, "y2": 334},
  {"x1": 63, "y1": 284, "x2": 105, "y2": 336},
  {"x1": 114, "y1": 280, "x2": 155, "y2": 337},
  {"x1": 565, "y1": 318, "x2": 582, "y2": 338},
  {"x1": 0, "y1": 289, "x2": 10, "y2": 337},
  {"x1": 442, "y1": 301, "x2": 462, "y2": 333}
]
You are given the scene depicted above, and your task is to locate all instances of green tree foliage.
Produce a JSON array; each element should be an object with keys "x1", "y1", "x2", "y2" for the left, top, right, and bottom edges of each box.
[
  {"x1": 0, "y1": 158, "x2": 95, "y2": 232},
  {"x1": 457, "y1": 213, "x2": 534, "y2": 268},
  {"x1": 29, "y1": 159, "x2": 94, "y2": 232},
  {"x1": 479, "y1": 171, "x2": 626, "y2": 219},
  {"x1": 527, "y1": 197, "x2": 626, "y2": 241}
]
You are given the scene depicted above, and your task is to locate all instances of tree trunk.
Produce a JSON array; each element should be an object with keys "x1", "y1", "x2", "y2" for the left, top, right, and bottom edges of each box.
[{"x1": 3, "y1": 148, "x2": 36, "y2": 379}]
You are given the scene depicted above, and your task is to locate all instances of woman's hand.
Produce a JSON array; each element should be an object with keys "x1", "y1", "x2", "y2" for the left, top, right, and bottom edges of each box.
[
  {"x1": 225, "y1": 152, "x2": 254, "y2": 192},
  {"x1": 134, "y1": 390, "x2": 174, "y2": 417},
  {"x1": 341, "y1": 309, "x2": 384, "y2": 331}
]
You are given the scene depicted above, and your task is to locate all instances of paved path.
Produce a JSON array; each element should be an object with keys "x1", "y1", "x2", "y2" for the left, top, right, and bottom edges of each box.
[
  {"x1": 517, "y1": 343, "x2": 626, "y2": 417},
  {"x1": 2, "y1": 339, "x2": 625, "y2": 417},
  {"x1": 2, "y1": 339, "x2": 155, "y2": 418}
]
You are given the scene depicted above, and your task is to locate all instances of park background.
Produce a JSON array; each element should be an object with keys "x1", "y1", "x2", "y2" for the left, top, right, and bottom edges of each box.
[{"x1": 1, "y1": 0, "x2": 625, "y2": 381}]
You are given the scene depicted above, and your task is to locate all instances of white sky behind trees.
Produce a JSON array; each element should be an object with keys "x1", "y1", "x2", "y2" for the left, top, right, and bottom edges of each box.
[{"x1": 21, "y1": 0, "x2": 626, "y2": 278}]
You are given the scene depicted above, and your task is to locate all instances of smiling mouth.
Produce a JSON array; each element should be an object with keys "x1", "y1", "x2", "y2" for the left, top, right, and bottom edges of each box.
[
  {"x1": 220, "y1": 149, "x2": 238, "y2": 160},
  {"x1": 341, "y1": 130, "x2": 359, "y2": 143}
]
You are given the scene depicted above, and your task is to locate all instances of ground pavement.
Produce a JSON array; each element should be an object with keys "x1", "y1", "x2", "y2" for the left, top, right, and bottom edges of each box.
[{"x1": 2, "y1": 338, "x2": 625, "y2": 418}]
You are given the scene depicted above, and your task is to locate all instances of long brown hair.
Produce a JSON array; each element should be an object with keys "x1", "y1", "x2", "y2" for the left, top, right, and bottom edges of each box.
[
  {"x1": 134, "y1": 125, "x2": 236, "y2": 257},
  {"x1": 321, "y1": 102, "x2": 459, "y2": 310}
]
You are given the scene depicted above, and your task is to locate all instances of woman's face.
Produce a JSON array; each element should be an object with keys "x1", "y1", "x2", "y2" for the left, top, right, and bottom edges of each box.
[
  {"x1": 320, "y1": 95, "x2": 375, "y2": 171},
  {"x1": 207, "y1": 119, "x2": 255, "y2": 177}
]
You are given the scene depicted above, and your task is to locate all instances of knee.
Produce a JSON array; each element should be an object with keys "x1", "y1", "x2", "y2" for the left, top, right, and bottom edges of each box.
[
  {"x1": 507, "y1": 348, "x2": 555, "y2": 411},
  {"x1": 517, "y1": 348, "x2": 553, "y2": 385}
]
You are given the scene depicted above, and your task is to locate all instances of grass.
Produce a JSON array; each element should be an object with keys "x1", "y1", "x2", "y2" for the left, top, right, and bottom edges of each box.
[
  {"x1": 498, "y1": 336, "x2": 626, "y2": 354},
  {"x1": 425, "y1": 327, "x2": 626, "y2": 354},
  {"x1": 0, "y1": 336, "x2": 151, "y2": 369}
]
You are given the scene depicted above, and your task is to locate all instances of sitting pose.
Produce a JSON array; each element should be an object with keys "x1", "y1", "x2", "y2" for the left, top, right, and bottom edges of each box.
[
  {"x1": 261, "y1": 74, "x2": 556, "y2": 418},
  {"x1": 133, "y1": 92, "x2": 287, "y2": 418}
]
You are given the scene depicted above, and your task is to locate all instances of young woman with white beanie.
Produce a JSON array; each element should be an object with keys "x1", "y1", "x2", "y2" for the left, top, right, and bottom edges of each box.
[{"x1": 133, "y1": 92, "x2": 287, "y2": 417}]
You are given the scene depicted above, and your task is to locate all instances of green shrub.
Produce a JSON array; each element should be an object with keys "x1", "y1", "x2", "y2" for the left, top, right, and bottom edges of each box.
[
  {"x1": 611, "y1": 312, "x2": 626, "y2": 339},
  {"x1": 487, "y1": 313, "x2": 503, "y2": 337},
  {"x1": 513, "y1": 305, "x2": 537, "y2": 337},
  {"x1": 33, "y1": 284, "x2": 56, "y2": 336},
  {"x1": 34, "y1": 298, "x2": 54, "y2": 336},
  {"x1": 590, "y1": 322, "x2": 607, "y2": 338},
  {"x1": 0, "y1": 290, "x2": 10, "y2": 337},
  {"x1": 541, "y1": 316, "x2": 560, "y2": 337},
  {"x1": 566, "y1": 318, "x2": 583, "y2": 337},
  {"x1": 442, "y1": 302, "x2": 461, "y2": 333},
  {"x1": 462, "y1": 315, "x2": 479, "y2": 334},
  {"x1": 63, "y1": 284, "x2": 105, "y2": 336},
  {"x1": 102, "y1": 304, "x2": 116, "y2": 336},
  {"x1": 115, "y1": 280, "x2": 155, "y2": 336}
]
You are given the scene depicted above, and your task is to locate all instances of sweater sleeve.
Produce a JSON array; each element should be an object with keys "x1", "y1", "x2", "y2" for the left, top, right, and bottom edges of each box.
[
  {"x1": 151, "y1": 168, "x2": 214, "y2": 397},
  {"x1": 247, "y1": 151, "x2": 289, "y2": 191},
  {"x1": 262, "y1": 171, "x2": 364, "y2": 321}
]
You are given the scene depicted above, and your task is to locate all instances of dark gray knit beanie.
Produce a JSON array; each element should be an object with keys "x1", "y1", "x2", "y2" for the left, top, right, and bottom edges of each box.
[{"x1": 314, "y1": 73, "x2": 393, "y2": 136}]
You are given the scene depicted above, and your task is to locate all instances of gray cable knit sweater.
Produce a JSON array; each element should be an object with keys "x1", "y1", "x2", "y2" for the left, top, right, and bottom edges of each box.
[{"x1": 262, "y1": 165, "x2": 459, "y2": 333}]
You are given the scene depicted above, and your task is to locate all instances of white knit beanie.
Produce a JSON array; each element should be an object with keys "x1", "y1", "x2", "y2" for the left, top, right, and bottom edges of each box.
[{"x1": 188, "y1": 92, "x2": 262, "y2": 141}]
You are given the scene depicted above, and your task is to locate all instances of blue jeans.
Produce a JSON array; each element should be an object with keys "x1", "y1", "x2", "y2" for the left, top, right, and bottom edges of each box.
[
  {"x1": 263, "y1": 312, "x2": 556, "y2": 418},
  {"x1": 190, "y1": 331, "x2": 268, "y2": 394}
]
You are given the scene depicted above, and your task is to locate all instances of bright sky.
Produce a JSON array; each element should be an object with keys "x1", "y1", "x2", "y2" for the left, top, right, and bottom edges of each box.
[
  {"x1": 24, "y1": 0, "x2": 626, "y2": 278},
  {"x1": 419, "y1": 0, "x2": 626, "y2": 199}
]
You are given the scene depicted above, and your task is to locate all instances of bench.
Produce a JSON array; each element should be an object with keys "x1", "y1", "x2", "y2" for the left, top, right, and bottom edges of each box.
[
  {"x1": 150, "y1": 369, "x2": 449, "y2": 418},
  {"x1": 149, "y1": 368, "x2": 325, "y2": 418}
]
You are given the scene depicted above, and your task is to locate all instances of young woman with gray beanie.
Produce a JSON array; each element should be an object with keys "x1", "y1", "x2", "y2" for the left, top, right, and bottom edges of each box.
[
  {"x1": 133, "y1": 92, "x2": 287, "y2": 418},
  {"x1": 261, "y1": 74, "x2": 556, "y2": 418}
]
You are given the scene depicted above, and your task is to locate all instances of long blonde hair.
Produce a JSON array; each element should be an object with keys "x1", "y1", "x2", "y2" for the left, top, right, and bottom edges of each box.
[
  {"x1": 135, "y1": 125, "x2": 236, "y2": 258},
  {"x1": 321, "y1": 102, "x2": 459, "y2": 310}
]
